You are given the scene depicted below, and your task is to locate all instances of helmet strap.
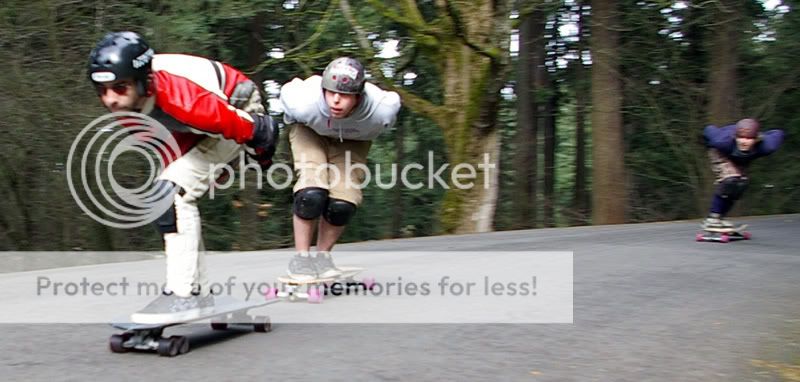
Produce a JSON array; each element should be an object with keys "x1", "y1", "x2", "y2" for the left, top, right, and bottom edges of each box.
[{"x1": 137, "y1": 74, "x2": 155, "y2": 97}]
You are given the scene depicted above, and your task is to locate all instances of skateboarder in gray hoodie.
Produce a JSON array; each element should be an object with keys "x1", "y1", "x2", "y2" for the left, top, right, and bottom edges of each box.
[{"x1": 279, "y1": 57, "x2": 401, "y2": 280}]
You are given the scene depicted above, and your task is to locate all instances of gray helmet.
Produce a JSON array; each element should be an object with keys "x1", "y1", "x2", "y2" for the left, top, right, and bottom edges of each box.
[
  {"x1": 736, "y1": 118, "x2": 760, "y2": 138},
  {"x1": 321, "y1": 57, "x2": 366, "y2": 94},
  {"x1": 88, "y1": 31, "x2": 154, "y2": 96}
]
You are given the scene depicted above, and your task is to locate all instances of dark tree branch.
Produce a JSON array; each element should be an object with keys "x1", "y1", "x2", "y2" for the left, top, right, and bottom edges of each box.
[
  {"x1": 249, "y1": 0, "x2": 339, "y2": 74},
  {"x1": 444, "y1": 0, "x2": 501, "y2": 60},
  {"x1": 339, "y1": 0, "x2": 445, "y2": 122}
]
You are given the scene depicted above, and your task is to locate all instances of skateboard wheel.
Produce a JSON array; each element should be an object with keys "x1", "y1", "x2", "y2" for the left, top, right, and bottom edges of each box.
[
  {"x1": 211, "y1": 321, "x2": 228, "y2": 330},
  {"x1": 307, "y1": 287, "x2": 323, "y2": 304},
  {"x1": 720, "y1": 234, "x2": 730, "y2": 243},
  {"x1": 253, "y1": 315, "x2": 272, "y2": 333},
  {"x1": 264, "y1": 287, "x2": 278, "y2": 300},
  {"x1": 742, "y1": 231, "x2": 752, "y2": 240},
  {"x1": 174, "y1": 335, "x2": 190, "y2": 355},
  {"x1": 109, "y1": 333, "x2": 130, "y2": 353},
  {"x1": 695, "y1": 233, "x2": 704, "y2": 242},
  {"x1": 157, "y1": 337, "x2": 181, "y2": 357}
]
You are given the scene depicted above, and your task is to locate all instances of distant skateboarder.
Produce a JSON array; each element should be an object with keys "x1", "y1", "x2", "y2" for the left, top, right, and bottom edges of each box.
[{"x1": 701, "y1": 118, "x2": 784, "y2": 229}]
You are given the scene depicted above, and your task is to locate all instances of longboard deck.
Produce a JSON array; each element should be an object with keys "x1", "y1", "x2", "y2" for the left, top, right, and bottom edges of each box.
[
  {"x1": 277, "y1": 266, "x2": 364, "y2": 285},
  {"x1": 696, "y1": 225, "x2": 751, "y2": 243},
  {"x1": 701, "y1": 224, "x2": 748, "y2": 233},
  {"x1": 112, "y1": 296, "x2": 277, "y2": 329},
  {"x1": 109, "y1": 296, "x2": 276, "y2": 357}
]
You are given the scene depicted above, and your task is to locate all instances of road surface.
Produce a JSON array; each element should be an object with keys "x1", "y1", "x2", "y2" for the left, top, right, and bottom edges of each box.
[{"x1": 1, "y1": 215, "x2": 798, "y2": 381}]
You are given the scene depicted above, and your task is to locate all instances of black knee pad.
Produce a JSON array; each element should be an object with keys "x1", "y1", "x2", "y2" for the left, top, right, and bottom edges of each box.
[
  {"x1": 152, "y1": 180, "x2": 180, "y2": 234},
  {"x1": 293, "y1": 187, "x2": 329, "y2": 220},
  {"x1": 324, "y1": 198, "x2": 357, "y2": 226},
  {"x1": 716, "y1": 176, "x2": 749, "y2": 201}
]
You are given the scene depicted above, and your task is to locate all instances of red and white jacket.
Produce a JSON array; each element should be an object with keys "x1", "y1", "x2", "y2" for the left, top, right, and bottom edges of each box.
[{"x1": 139, "y1": 54, "x2": 258, "y2": 163}]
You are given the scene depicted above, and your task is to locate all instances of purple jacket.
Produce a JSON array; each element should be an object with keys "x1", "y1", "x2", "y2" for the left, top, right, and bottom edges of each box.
[{"x1": 703, "y1": 124, "x2": 784, "y2": 166}]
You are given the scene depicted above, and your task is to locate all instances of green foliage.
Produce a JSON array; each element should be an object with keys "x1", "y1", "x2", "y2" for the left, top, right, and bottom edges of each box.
[
  {"x1": 740, "y1": 6, "x2": 800, "y2": 213},
  {"x1": 1, "y1": 0, "x2": 798, "y2": 250}
]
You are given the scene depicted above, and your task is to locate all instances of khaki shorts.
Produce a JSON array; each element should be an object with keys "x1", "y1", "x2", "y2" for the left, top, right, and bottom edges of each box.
[
  {"x1": 707, "y1": 148, "x2": 744, "y2": 183},
  {"x1": 289, "y1": 124, "x2": 372, "y2": 206},
  {"x1": 159, "y1": 137, "x2": 242, "y2": 202}
]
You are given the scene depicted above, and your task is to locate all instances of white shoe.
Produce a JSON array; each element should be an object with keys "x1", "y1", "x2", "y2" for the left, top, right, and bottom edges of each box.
[
  {"x1": 719, "y1": 219, "x2": 734, "y2": 228},
  {"x1": 287, "y1": 253, "x2": 318, "y2": 281},
  {"x1": 131, "y1": 292, "x2": 215, "y2": 324},
  {"x1": 702, "y1": 217, "x2": 724, "y2": 229},
  {"x1": 314, "y1": 252, "x2": 342, "y2": 279}
]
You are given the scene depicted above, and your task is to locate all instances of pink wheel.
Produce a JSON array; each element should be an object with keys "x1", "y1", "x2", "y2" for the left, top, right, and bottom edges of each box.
[
  {"x1": 362, "y1": 277, "x2": 376, "y2": 291},
  {"x1": 264, "y1": 287, "x2": 278, "y2": 300},
  {"x1": 307, "y1": 287, "x2": 323, "y2": 303},
  {"x1": 695, "y1": 233, "x2": 704, "y2": 242},
  {"x1": 742, "y1": 231, "x2": 752, "y2": 240},
  {"x1": 720, "y1": 234, "x2": 730, "y2": 243}
]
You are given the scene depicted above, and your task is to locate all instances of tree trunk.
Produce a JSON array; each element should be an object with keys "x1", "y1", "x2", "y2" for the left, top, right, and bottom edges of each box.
[
  {"x1": 706, "y1": 0, "x2": 744, "y2": 215},
  {"x1": 590, "y1": 0, "x2": 626, "y2": 224},
  {"x1": 513, "y1": 13, "x2": 536, "y2": 229},
  {"x1": 537, "y1": 10, "x2": 557, "y2": 228},
  {"x1": 391, "y1": 118, "x2": 405, "y2": 238},
  {"x1": 707, "y1": 0, "x2": 742, "y2": 124},
  {"x1": 574, "y1": 71, "x2": 588, "y2": 224},
  {"x1": 531, "y1": 9, "x2": 551, "y2": 228},
  {"x1": 436, "y1": 1, "x2": 510, "y2": 233},
  {"x1": 681, "y1": 4, "x2": 715, "y2": 216},
  {"x1": 543, "y1": 91, "x2": 557, "y2": 227},
  {"x1": 573, "y1": 2, "x2": 589, "y2": 225},
  {"x1": 344, "y1": 0, "x2": 512, "y2": 233},
  {"x1": 438, "y1": 42, "x2": 503, "y2": 233}
]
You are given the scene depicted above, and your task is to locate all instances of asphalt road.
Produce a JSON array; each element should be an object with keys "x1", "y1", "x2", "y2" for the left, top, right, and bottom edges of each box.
[{"x1": 1, "y1": 215, "x2": 799, "y2": 381}]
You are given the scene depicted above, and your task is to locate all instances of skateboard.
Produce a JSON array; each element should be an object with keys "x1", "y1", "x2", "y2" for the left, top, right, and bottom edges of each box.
[
  {"x1": 695, "y1": 224, "x2": 751, "y2": 243},
  {"x1": 109, "y1": 296, "x2": 278, "y2": 357},
  {"x1": 266, "y1": 266, "x2": 375, "y2": 303}
]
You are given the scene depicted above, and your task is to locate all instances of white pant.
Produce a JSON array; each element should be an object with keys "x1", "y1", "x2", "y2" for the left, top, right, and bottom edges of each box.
[{"x1": 158, "y1": 137, "x2": 242, "y2": 297}]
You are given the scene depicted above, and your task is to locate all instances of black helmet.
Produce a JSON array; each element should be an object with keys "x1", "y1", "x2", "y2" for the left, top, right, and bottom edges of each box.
[
  {"x1": 88, "y1": 31, "x2": 154, "y2": 96},
  {"x1": 321, "y1": 57, "x2": 366, "y2": 94}
]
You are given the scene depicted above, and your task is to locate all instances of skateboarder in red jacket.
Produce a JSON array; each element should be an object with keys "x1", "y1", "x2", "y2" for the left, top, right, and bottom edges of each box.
[
  {"x1": 87, "y1": 32, "x2": 278, "y2": 323},
  {"x1": 702, "y1": 118, "x2": 784, "y2": 229}
]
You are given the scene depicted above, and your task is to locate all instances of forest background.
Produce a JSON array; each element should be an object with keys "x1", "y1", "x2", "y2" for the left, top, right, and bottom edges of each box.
[{"x1": 0, "y1": 0, "x2": 797, "y2": 251}]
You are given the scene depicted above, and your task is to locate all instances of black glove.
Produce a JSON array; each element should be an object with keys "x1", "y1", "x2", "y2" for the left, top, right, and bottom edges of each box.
[{"x1": 247, "y1": 114, "x2": 279, "y2": 169}]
